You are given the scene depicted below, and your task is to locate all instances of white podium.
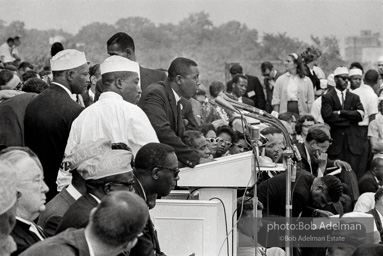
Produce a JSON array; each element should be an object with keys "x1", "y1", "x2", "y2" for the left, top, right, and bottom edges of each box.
[{"x1": 152, "y1": 152, "x2": 285, "y2": 256}]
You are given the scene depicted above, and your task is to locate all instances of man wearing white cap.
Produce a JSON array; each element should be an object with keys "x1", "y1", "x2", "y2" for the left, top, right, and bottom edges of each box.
[
  {"x1": 322, "y1": 66, "x2": 365, "y2": 179},
  {"x1": 24, "y1": 49, "x2": 88, "y2": 201},
  {"x1": 349, "y1": 68, "x2": 378, "y2": 175},
  {"x1": 63, "y1": 56, "x2": 158, "y2": 172},
  {"x1": 377, "y1": 56, "x2": 383, "y2": 87},
  {"x1": 310, "y1": 74, "x2": 336, "y2": 123},
  {"x1": 56, "y1": 149, "x2": 135, "y2": 234}
]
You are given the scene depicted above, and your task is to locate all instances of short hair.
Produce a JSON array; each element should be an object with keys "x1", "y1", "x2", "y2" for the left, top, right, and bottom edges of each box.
[
  {"x1": 364, "y1": 69, "x2": 379, "y2": 85},
  {"x1": 101, "y1": 71, "x2": 135, "y2": 88},
  {"x1": 306, "y1": 126, "x2": 332, "y2": 143},
  {"x1": 22, "y1": 70, "x2": 39, "y2": 82},
  {"x1": 236, "y1": 196, "x2": 263, "y2": 218},
  {"x1": 181, "y1": 130, "x2": 203, "y2": 148},
  {"x1": 232, "y1": 131, "x2": 249, "y2": 144},
  {"x1": 232, "y1": 74, "x2": 247, "y2": 84},
  {"x1": 278, "y1": 112, "x2": 297, "y2": 123},
  {"x1": 209, "y1": 81, "x2": 224, "y2": 97},
  {"x1": 300, "y1": 47, "x2": 321, "y2": 64},
  {"x1": 134, "y1": 143, "x2": 175, "y2": 175},
  {"x1": 85, "y1": 173, "x2": 129, "y2": 190},
  {"x1": 349, "y1": 62, "x2": 364, "y2": 74},
  {"x1": 168, "y1": 57, "x2": 198, "y2": 81},
  {"x1": 51, "y1": 42, "x2": 64, "y2": 57},
  {"x1": 198, "y1": 124, "x2": 216, "y2": 137},
  {"x1": 39, "y1": 70, "x2": 51, "y2": 78},
  {"x1": 92, "y1": 191, "x2": 148, "y2": 246},
  {"x1": 261, "y1": 62, "x2": 274, "y2": 73},
  {"x1": 89, "y1": 64, "x2": 101, "y2": 78},
  {"x1": 22, "y1": 78, "x2": 48, "y2": 94},
  {"x1": 216, "y1": 125, "x2": 235, "y2": 141},
  {"x1": 295, "y1": 115, "x2": 315, "y2": 135},
  {"x1": 375, "y1": 188, "x2": 383, "y2": 202},
  {"x1": 321, "y1": 175, "x2": 343, "y2": 203},
  {"x1": 0, "y1": 147, "x2": 43, "y2": 178},
  {"x1": 6, "y1": 38, "x2": 14, "y2": 43},
  {"x1": 18, "y1": 62, "x2": 33, "y2": 71},
  {"x1": 0, "y1": 69, "x2": 14, "y2": 86},
  {"x1": 14, "y1": 36, "x2": 20, "y2": 41},
  {"x1": 260, "y1": 126, "x2": 281, "y2": 136},
  {"x1": 4, "y1": 64, "x2": 17, "y2": 72},
  {"x1": 370, "y1": 157, "x2": 383, "y2": 170},
  {"x1": 107, "y1": 32, "x2": 135, "y2": 52}
]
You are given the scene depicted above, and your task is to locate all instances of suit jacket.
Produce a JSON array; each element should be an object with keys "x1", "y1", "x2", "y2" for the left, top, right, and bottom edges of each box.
[
  {"x1": 138, "y1": 80, "x2": 200, "y2": 167},
  {"x1": 130, "y1": 176, "x2": 163, "y2": 256},
  {"x1": 180, "y1": 97, "x2": 198, "y2": 130},
  {"x1": 321, "y1": 89, "x2": 364, "y2": 156},
  {"x1": 20, "y1": 228, "x2": 90, "y2": 256},
  {"x1": 241, "y1": 96, "x2": 255, "y2": 107},
  {"x1": 37, "y1": 188, "x2": 76, "y2": 237},
  {"x1": 226, "y1": 74, "x2": 266, "y2": 110},
  {"x1": 0, "y1": 93, "x2": 37, "y2": 147},
  {"x1": 11, "y1": 220, "x2": 47, "y2": 255},
  {"x1": 56, "y1": 193, "x2": 98, "y2": 234},
  {"x1": 368, "y1": 208, "x2": 383, "y2": 243},
  {"x1": 359, "y1": 171, "x2": 380, "y2": 195},
  {"x1": 264, "y1": 70, "x2": 282, "y2": 113},
  {"x1": 24, "y1": 84, "x2": 83, "y2": 201},
  {"x1": 94, "y1": 66, "x2": 167, "y2": 102},
  {"x1": 296, "y1": 143, "x2": 335, "y2": 176}
]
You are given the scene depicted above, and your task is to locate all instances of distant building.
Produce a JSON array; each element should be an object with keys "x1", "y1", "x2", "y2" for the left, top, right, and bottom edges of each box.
[{"x1": 345, "y1": 30, "x2": 382, "y2": 63}]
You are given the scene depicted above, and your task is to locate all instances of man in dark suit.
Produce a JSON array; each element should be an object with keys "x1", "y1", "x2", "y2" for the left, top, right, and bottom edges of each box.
[
  {"x1": 139, "y1": 57, "x2": 212, "y2": 168},
  {"x1": 367, "y1": 188, "x2": 383, "y2": 243},
  {"x1": 261, "y1": 61, "x2": 282, "y2": 113},
  {"x1": 38, "y1": 139, "x2": 112, "y2": 237},
  {"x1": 231, "y1": 74, "x2": 255, "y2": 106},
  {"x1": 20, "y1": 191, "x2": 149, "y2": 256},
  {"x1": 56, "y1": 149, "x2": 135, "y2": 234},
  {"x1": 0, "y1": 148, "x2": 49, "y2": 255},
  {"x1": 226, "y1": 64, "x2": 266, "y2": 109},
  {"x1": 359, "y1": 158, "x2": 383, "y2": 194},
  {"x1": 321, "y1": 66, "x2": 365, "y2": 179},
  {"x1": 94, "y1": 32, "x2": 166, "y2": 101},
  {"x1": 131, "y1": 143, "x2": 180, "y2": 256},
  {"x1": 24, "y1": 49, "x2": 88, "y2": 201}
]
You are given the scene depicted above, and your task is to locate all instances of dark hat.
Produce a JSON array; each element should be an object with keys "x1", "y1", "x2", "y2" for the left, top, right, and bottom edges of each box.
[{"x1": 230, "y1": 64, "x2": 243, "y2": 75}]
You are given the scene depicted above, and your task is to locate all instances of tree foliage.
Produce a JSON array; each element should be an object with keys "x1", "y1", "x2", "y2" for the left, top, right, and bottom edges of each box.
[{"x1": 0, "y1": 12, "x2": 343, "y2": 84}]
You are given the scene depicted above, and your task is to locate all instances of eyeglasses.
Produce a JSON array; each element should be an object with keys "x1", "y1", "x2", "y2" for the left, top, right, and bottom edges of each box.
[
  {"x1": 206, "y1": 137, "x2": 220, "y2": 143},
  {"x1": 108, "y1": 181, "x2": 135, "y2": 191},
  {"x1": 156, "y1": 165, "x2": 180, "y2": 178}
]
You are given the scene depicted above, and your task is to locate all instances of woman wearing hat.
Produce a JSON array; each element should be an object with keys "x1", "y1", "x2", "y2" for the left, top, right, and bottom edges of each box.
[{"x1": 272, "y1": 53, "x2": 315, "y2": 116}]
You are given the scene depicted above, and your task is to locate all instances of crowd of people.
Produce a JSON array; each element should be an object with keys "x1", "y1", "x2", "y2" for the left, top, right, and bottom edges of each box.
[{"x1": 1, "y1": 31, "x2": 383, "y2": 256}]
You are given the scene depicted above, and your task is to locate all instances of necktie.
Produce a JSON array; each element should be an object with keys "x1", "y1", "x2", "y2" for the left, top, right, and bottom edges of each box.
[{"x1": 341, "y1": 91, "x2": 344, "y2": 109}]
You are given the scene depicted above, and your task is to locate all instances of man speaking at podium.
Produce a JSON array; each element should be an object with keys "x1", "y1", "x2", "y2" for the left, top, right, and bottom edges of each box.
[{"x1": 139, "y1": 57, "x2": 212, "y2": 167}]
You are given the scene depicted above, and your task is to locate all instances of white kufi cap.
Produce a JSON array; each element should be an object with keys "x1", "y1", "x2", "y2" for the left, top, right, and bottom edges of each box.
[
  {"x1": 333, "y1": 67, "x2": 349, "y2": 77},
  {"x1": 50, "y1": 49, "x2": 87, "y2": 71},
  {"x1": 378, "y1": 55, "x2": 383, "y2": 63},
  {"x1": 349, "y1": 68, "x2": 363, "y2": 77},
  {"x1": 100, "y1": 56, "x2": 139, "y2": 75},
  {"x1": 327, "y1": 74, "x2": 335, "y2": 87}
]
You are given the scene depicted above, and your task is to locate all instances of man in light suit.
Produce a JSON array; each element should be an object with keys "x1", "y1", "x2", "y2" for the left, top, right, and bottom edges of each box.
[
  {"x1": 24, "y1": 49, "x2": 88, "y2": 201},
  {"x1": 20, "y1": 191, "x2": 148, "y2": 256},
  {"x1": 321, "y1": 66, "x2": 365, "y2": 179},
  {"x1": 94, "y1": 32, "x2": 167, "y2": 101}
]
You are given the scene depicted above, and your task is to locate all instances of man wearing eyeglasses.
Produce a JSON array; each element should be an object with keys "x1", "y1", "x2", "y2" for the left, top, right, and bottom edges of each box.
[
  {"x1": 131, "y1": 143, "x2": 179, "y2": 256},
  {"x1": 321, "y1": 66, "x2": 365, "y2": 179},
  {"x1": 56, "y1": 149, "x2": 135, "y2": 234}
]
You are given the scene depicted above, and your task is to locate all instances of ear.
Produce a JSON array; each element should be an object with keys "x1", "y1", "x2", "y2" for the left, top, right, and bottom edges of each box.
[
  {"x1": 175, "y1": 75, "x2": 182, "y2": 86},
  {"x1": 66, "y1": 70, "x2": 75, "y2": 81},
  {"x1": 90, "y1": 75, "x2": 97, "y2": 85},
  {"x1": 115, "y1": 77, "x2": 123, "y2": 89},
  {"x1": 125, "y1": 48, "x2": 134, "y2": 59},
  {"x1": 103, "y1": 183, "x2": 112, "y2": 194},
  {"x1": 151, "y1": 167, "x2": 159, "y2": 180},
  {"x1": 123, "y1": 237, "x2": 138, "y2": 252}
]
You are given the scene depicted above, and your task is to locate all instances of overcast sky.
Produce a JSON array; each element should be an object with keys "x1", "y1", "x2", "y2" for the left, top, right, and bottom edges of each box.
[{"x1": 0, "y1": 0, "x2": 382, "y2": 48}]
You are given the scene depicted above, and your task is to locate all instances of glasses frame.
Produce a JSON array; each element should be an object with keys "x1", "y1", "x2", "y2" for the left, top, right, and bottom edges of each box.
[{"x1": 156, "y1": 165, "x2": 180, "y2": 178}]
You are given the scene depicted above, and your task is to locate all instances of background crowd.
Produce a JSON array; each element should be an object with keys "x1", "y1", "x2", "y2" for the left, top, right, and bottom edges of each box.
[{"x1": 1, "y1": 30, "x2": 383, "y2": 256}]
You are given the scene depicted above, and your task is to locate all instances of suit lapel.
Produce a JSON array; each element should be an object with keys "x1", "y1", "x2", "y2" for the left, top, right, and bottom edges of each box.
[
  {"x1": 330, "y1": 90, "x2": 342, "y2": 110},
  {"x1": 163, "y1": 81, "x2": 179, "y2": 129}
]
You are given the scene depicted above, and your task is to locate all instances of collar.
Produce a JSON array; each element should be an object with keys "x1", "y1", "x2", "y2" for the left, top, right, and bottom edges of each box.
[
  {"x1": 89, "y1": 193, "x2": 101, "y2": 204},
  {"x1": 84, "y1": 228, "x2": 96, "y2": 256},
  {"x1": 171, "y1": 88, "x2": 181, "y2": 103},
  {"x1": 66, "y1": 184, "x2": 82, "y2": 200},
  {"x1": 51, "y1": 82, "x2": 77, "y2": 101},
  {"x1": 99, "y1": 91, "x2": 123, "y2": 101},
  {"x1": 334, "y1": 87, "x2": 346, "y2": 95},
  {"x1": 16, "y1": 217, "x2": 44, "y2": 241},
  {"x1": 134, "y1": 175, "x2": 147, "y2": 203}
]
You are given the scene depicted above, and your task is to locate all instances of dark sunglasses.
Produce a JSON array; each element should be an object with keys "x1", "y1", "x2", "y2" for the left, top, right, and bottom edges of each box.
[{"x1": 156, "y1": 165, "x2": 180, "y2": 177}]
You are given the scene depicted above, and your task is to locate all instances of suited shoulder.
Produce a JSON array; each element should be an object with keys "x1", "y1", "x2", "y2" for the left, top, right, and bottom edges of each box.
[{"x1": 140, "y1": 66, "x2": 167, "y2": 78}]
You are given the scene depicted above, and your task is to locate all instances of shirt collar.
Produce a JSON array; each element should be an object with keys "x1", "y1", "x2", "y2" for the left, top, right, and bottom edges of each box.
[
  {"x1": 334, "y1": 87, "x2": 346, "y2": 95},
  {"x1": 16, "y1": 217, "x2": 44, "y2": 241},
  {"x1": 89, "y1": 193, "x2": 101, "y2": 204},
  {"x1": 99, "y1": 91, "x2": 123, "y2": 101},
  {"x1": 84, "y1": 229, "x2": 96, "y2": 256},
  {"x1": 134, "y1": 175, "x2": 147, "y2": 203},
  {"x1": 51, "y1": 82, "x2": 77, "y2": 101},
  {"x1": 171, "y1": 88, "x2": 181, "y2": 103},
  {"x1": 66, "y1": 184, "x2": 82, "y2": 200}
]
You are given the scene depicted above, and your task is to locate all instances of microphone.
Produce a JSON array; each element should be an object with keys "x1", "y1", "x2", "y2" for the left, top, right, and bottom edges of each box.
[
  {"x1": 215, "y1": 96, "x2": 238, "y2": 112},
  {"x1": 218, "y1": 92, "x2": 267, "y2": 116}
]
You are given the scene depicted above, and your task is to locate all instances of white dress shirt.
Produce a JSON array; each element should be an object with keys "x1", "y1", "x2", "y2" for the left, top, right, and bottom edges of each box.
[
  {"x1": 66, "y1": 184, "x2": 82, "y2": 200},
  {"x1": 16, "y1": 217, "x2": 45, "y2": 241},
  {"x1": 351, "y1": 84, "x2": 378, "y2": 126},
  {"x1": 57, "y1": 91, "x2": 159, "y2": 189}
]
